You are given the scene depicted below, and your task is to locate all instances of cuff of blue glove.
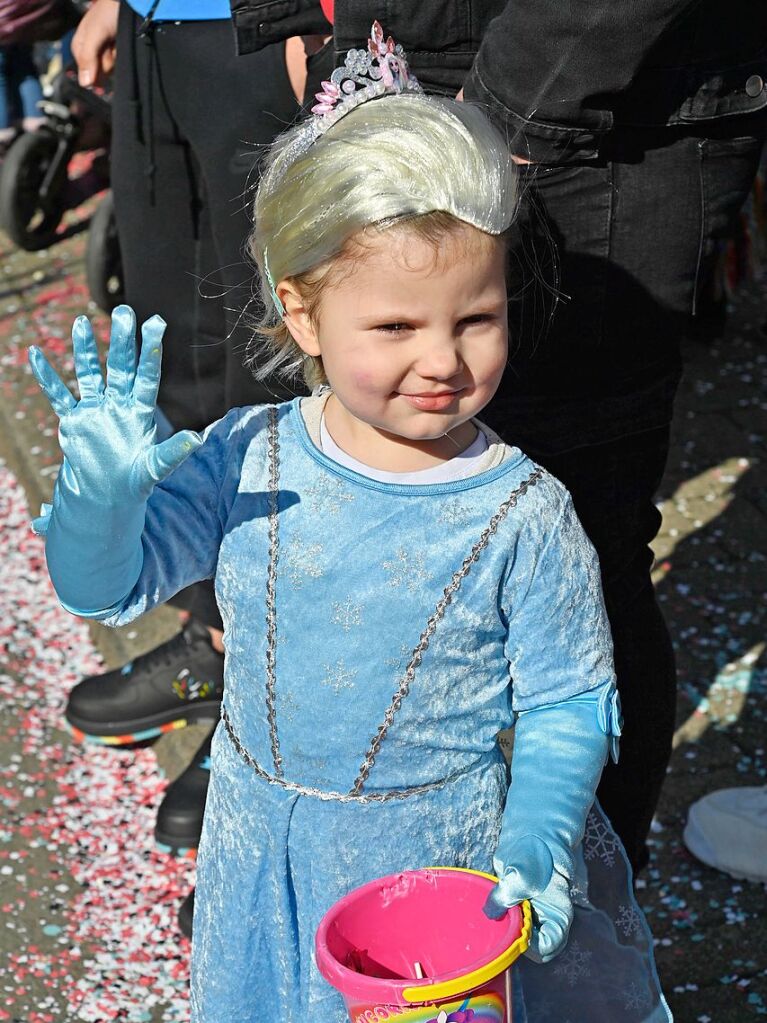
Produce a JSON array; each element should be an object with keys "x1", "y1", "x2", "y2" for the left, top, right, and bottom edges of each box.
[
  {"x1": 31, "y1": 502, "x2": 52, "y2": 536},
  {"x1": 58, "y1": 597, "x2": 133, "y2": 620},
  {"x1": 515, "y1": 681, "x2": 622, "y2": 765},
  {"x1": 597, "y1": 686, "x2": 623, "y2": 764}
]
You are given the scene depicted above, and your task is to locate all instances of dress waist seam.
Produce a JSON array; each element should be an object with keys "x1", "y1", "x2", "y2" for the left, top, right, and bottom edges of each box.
[{"x1": 221, "y1": 705, "x2": 486, "y2": 804}]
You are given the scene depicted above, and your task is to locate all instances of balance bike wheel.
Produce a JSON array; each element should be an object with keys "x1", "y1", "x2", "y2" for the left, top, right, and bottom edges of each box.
[
  {"x1": 0, "y1": 132, "x2": 66, "y2": 251},
  {"x1": 86, "y1": 190, "x2": 124, "y2": 313}
]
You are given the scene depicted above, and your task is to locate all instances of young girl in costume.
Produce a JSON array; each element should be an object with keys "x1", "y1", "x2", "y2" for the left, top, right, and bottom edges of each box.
[{"x1": 29, "y1": 23, "x2": 670, "y2": 1023}]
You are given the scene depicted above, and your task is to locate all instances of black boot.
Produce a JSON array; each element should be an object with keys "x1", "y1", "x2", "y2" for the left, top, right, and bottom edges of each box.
[
  {"x1": 65, "y1": 620, "x2": 224, "y2": 744},
  {"x1": 155, "y1": 729, "x2": 212, "y2": 857},
  {"x1": 178, "y1": 887, "x2": 195, "y2": 939}
]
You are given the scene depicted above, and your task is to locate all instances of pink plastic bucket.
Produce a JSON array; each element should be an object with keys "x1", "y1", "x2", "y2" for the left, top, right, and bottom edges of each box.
[{"x1": 315, "y1": 867, "x2": 531, "y2": 1023}]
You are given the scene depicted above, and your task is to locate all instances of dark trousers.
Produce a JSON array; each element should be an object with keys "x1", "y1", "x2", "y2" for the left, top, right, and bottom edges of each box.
[
  {"x1": 482, "y1": 121, "x2": 766, "y2": 870},
  {"x1": 111, "y1": 7, "x2": 301, "y2": 630}
]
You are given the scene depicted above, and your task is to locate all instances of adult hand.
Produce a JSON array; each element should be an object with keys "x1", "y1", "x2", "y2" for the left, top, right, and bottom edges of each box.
[
  {"x1": 302, "y1": 33, "x2": 332, "y2": 56},
  {"x1": 285, "y1": 37, "x2": 309, "y2": 104},
  {"x1": 71, "y1": 0, "x2": 120, "y2": 89}
]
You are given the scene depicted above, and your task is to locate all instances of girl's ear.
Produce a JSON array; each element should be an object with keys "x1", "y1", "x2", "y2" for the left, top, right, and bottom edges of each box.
[{"x1": 277, "y1": 280, "x2": 321, "y2": 357}]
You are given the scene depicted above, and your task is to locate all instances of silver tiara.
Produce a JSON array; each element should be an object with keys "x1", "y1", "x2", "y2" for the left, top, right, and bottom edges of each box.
[
  {"x1": 276, "y1": 21, "x2": 422, "y2": 169},
  {"x1": 311, "y1": 20, "x2": 422, "y2": 123}
]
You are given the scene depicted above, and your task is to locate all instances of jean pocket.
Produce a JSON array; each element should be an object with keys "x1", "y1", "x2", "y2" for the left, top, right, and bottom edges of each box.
[
  {"x1": 693, "y1": 133, "x2": 766, "y2": 314},
  {"x1": 517, "y1": 161, "x2": 575, "y2": 179}
]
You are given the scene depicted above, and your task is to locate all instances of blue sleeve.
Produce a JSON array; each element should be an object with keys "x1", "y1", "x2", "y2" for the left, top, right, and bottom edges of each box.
[
  {"x1": 99, "y1": 408, "x2": 249, "y2": 627},
  {"x1": 502, "y1": 484, "x2": 616, "y2": 712}
]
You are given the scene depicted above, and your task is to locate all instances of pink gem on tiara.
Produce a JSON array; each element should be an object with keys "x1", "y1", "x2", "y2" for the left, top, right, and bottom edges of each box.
[{"x1": 311, "y1": 20, "x2": 421, "y2": 119}]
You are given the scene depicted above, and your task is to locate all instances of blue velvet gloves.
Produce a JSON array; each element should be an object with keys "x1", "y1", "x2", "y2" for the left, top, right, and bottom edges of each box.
[
  {"x1": 486, "y1": 680, "x2": 622, "y2": 963},
  {"x1": 28, "y1": 305, "x2": 202, "y2": 617}
]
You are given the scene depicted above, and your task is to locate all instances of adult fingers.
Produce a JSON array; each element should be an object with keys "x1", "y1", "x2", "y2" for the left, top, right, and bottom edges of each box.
[
  {"x1": 71, "y1": 28, "x2": 99, "y2": 89},
  {"x1": 99, "y1": 44, "x2": 117, "y2": 82},
  {"x1": 143, "y1": 430, "x2": 203, "y2": 485},
  {"x1": 105, "y1": 305, "x2": 138, "y2": 397},
  {"x1": 71, "y1": 0, "x2": 118, "y2": 89},
  {"x1": 133, "y1": 315, "x2": 166, "y2": 409},
  {"x1": 28, "y1": 346, "x2": 77, "y2": 417},
  {"x1": 72, "y1": 316, "x2": 104, "y2": 400}
]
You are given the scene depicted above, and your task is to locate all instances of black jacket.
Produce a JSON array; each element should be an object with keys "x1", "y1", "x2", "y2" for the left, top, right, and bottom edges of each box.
[{"x1": 229, "y1": 0, "x2": 767, "y2": 161}]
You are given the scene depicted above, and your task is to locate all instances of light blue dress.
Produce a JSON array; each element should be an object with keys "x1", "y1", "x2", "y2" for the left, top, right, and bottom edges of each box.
[{"x1": 105, "y1": 397, "x2": 670, "y2": 1023}]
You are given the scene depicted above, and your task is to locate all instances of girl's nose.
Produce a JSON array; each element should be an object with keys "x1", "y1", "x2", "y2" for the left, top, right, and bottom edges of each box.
[{"x1": 415, "y1": 338, "x2": 463, "y2": 380}]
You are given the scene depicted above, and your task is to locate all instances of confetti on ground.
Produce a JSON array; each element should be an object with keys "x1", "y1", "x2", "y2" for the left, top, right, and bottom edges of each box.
[
  {"x1": 0, "y1": 460, "x2": 194, "y2": 1022},
  {"x1": 638, "y1": 283, "x2": 767, "y2": 1021}
]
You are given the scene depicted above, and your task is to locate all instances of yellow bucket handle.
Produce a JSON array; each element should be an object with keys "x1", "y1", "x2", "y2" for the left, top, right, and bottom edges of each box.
[{"x1": 401, "y1": 868, "x2": 532, "y2": 1004}]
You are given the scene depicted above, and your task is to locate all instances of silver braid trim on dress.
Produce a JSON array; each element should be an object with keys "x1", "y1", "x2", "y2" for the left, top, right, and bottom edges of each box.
[
  {"x1": 350, "y1": 465, "x2": 544, "y2": 795},
  {"x1": 265, "y1": 405, "x2": 284, "y2": 777},
  {"x1": 221, "y1": 705, "x2": 472, "y2": 803},
  {"x1": 224, "y1": 405, "x2": 544, "y2": 800}
]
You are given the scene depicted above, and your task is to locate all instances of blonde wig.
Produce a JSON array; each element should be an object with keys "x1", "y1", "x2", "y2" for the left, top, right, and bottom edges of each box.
[{"x1": 249, "y1": 93, "x2": 518, "y2": 387}]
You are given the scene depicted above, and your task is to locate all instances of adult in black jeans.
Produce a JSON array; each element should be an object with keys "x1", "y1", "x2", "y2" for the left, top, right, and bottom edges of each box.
[
  {"x1": 230, "y1": 0, "x2": 767, "y2": 872},
  {"x1": 65, "y1": 0, "x2": 303, "y2": 895}
]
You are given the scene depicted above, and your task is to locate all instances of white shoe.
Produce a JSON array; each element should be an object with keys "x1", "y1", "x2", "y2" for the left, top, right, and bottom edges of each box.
[{"x1": 683, "y1": 786, "x2": 767, "y2": 883}]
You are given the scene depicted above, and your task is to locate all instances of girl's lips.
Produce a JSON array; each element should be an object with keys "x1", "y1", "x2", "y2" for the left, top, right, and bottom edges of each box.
[{"x1": 399, "y1": 390, "x2": 462, "y2": 411}]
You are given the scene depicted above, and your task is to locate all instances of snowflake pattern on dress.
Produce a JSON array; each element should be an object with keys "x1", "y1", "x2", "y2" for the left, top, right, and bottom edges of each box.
[
  {"x1": 321, "y1": 659, "x2": 359, "y2": 695},
  {"x1": 382, "y1": 548, "x2": 431, "y2": 593},
  {"x1": 304, "y1": 477, "x2": 355, "y2": 517},
  {"x1": 623, "y1": 982, "x2": 650, "y2": 1012},
  {"x1": 331, "y1": 598, "x2": 363, "y2": 631},
  {"x1": 385, "y1": 642, "x2": 413, "y2": 671},
  {"x1": 583, "y1": 810, "x2": 621, "y2": 868},
  {"x1": 278, "y1": 689, "x2": 301, "y2": 723},
  {"x1": 284, "y1": 539, "x2": 325, "y2": 588},
  {"x1": 616, "y1": 903, "x2": 642, "y2": 937},
  {"x1": 437, "y1": 500, "x2": 475, "y2": 527},
  {"x1": 553, "y1": 940, "x2": 593, "y2": 987}
]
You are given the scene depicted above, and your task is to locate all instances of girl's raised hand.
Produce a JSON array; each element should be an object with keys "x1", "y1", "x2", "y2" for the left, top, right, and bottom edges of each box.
[
  {"x1": 29, "y1": 305, "x2": 202, "y2": 508},
  {"x1": 28, "y1": 305, "x2": 202, "y2": 617}
]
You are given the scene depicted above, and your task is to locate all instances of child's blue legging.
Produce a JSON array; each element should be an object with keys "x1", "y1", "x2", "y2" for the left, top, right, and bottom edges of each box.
[{"x1": 0, "y1": 45, "x2": 44, "y2": 129}]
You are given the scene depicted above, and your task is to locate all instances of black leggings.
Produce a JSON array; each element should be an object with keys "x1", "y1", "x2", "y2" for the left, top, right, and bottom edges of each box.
[{"x1": 111, "y1": 8, "x2": 302, "y2": 629}]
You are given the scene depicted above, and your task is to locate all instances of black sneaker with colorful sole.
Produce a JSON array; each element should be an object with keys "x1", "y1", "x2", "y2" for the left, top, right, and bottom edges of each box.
[
  {"x1": 155, "y1": 728, "x2": 213, "y2": 858},
  {"x1": 65, "y1": 619, "x2": 224, "y2": 744}
]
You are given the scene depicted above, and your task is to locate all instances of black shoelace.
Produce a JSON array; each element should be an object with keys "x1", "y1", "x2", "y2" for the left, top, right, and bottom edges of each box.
[{"x1": 131, "y1": 624, "x2": 197, "y2": 672}]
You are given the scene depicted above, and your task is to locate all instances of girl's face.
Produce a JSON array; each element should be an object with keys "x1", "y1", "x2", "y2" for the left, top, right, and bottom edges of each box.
[{"x1": 279, "y1": 224, "x2": 508, "y2": 468}]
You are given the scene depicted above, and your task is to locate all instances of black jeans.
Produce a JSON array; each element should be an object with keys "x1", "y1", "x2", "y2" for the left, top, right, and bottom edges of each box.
[
  {"x1": 482, "y1": 120, "x2": 766, "y2": 870},
  {"x1": 111, "y1": 8, "x2": 301, "y2": 630}
]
